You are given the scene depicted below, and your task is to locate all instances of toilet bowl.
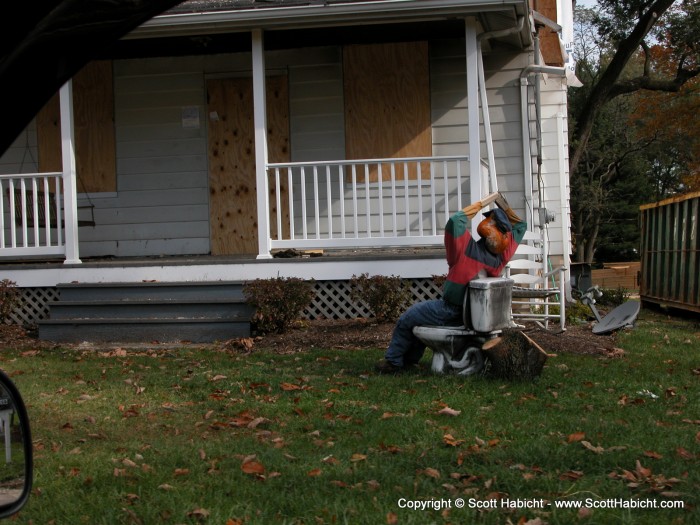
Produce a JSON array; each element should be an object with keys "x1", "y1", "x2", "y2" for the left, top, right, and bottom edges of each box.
[
  {"x1": 413, "y1": 277, "x2": 513, "y2": 376},
  {"x1": 412, "y1": 325, "x2": 487, "y2": 375}
]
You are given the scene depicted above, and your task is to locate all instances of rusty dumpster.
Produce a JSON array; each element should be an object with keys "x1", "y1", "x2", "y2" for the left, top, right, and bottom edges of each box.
[{"x1": 639, "y1": 191, "x2": 699, "y2": 314}]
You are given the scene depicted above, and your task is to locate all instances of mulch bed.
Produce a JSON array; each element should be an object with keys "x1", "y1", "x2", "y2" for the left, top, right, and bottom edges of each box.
[
  {"x1": 251, "y1": 318, "x2": 625, "y2": 358},
  {"x1": 0, "y1": 317, "x2": 624, "y2": 359}
]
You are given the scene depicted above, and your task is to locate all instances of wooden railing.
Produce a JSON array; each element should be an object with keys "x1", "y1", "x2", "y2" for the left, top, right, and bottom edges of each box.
[
  {"x1": 0, "y1": 173, "x2": 66, "y2": 257},
  {"x1": 266, "y1": 156, "x2": 470, "y2": 251}
]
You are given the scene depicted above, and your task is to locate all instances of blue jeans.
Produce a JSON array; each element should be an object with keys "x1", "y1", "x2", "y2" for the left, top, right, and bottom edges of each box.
[{"x1": 384, "y1": 299, "x2": 462, "y2": 367}]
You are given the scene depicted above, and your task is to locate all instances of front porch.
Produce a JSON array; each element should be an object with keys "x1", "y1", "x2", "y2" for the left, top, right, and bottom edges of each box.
[
  {"x1": 0, "y1": 0, "x2": 574, "y2": 336},
  {"x1": 2, "y1": 250, "x2": 447, "y2": 330}
]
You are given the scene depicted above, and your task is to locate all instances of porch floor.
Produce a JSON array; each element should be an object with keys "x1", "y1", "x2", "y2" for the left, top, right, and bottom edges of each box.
[
  {"x1": 0, "y1": 246, "x2": 445, "y2": 271},
  {"x1": 1, "y1": 246, "x2": 448, "y2": 293}
]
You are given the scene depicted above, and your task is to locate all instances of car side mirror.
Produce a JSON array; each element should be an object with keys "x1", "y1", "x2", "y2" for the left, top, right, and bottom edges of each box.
[{"x1": 0, "y1": 369, "x2": 32, "y2": 519}]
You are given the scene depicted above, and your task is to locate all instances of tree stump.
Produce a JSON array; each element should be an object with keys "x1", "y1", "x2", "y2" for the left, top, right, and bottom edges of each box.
[{"x1": 481, "y1": 330, "x2": 550, "y2": 381}]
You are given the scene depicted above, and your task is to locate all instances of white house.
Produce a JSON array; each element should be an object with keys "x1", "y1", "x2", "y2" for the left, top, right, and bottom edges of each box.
[{"x1": 0, "y1": 0, "x2": 574, "y2": 336}]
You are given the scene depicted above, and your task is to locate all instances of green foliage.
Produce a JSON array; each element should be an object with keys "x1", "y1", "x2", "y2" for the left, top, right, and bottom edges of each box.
[
  {"x1": 431, "y1": 273, "x2": 447, "y2": 288},
  {"x1": 243, "y1": 277, "x2": 315, "y2": 334},
  {"x1": 598, "y1": 286, "x2": 631, "y2": 307},
  {"x1": 570, "y1": 3, "x2": 700, "y2": 263},
  {"x1": 0, "y1": 279, "x2": 21, "y2": 324},
  {"x1": 350, "y1": 273, "x2": 412, "y2": 322}
]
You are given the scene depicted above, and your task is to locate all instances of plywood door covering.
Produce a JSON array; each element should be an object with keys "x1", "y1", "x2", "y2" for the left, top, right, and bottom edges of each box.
[{"x1": 207, "y1": 76, "x2": 289, "y2": 255}]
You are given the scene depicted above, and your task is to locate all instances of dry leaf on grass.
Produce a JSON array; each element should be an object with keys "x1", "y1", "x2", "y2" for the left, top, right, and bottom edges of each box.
[
  {"x1": 241, "y1": 458, "x2": 265, "y2": 475},
  {"x1": 437, "y1": 406, "x2": 461, "y2": 417}
]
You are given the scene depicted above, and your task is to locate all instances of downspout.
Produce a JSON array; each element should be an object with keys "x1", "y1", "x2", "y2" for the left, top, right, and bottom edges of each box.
[
  {"x1": 476, "y1": 16, "x2": 525, "y2": 195},
  {"x1": 519, "y1": 25, "x2": 566, "y2": 230}
]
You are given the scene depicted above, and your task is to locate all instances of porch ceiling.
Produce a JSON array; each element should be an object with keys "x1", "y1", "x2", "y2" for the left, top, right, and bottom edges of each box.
[
  {"x1": 124, "y1": 0, "x2": 531, "y2": 49},
  {"x1": 105, "y1": 19, "x2": 472, "y2": 58}
]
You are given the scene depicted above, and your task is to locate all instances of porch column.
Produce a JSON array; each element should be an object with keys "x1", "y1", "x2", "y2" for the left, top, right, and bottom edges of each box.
[
  {"x1": 252, "y1": 29, "x2": 272, "y2": 259},
  {"x1": 465, "y1": 18, "x2": 482, "y2": 237},
  {"x1": 59, "y1": 80, "x2": 81, "y2": 264}
]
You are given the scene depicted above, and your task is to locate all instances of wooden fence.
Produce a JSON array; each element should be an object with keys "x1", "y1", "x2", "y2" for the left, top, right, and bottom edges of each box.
[{"x1": 591, "y1": 262, "x2": 640, "y2": 290}]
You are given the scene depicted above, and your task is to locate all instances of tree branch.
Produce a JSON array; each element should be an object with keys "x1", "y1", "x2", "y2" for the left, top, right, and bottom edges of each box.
[{"x1": 569, "y1": 0, "x2": 677, "y2": 176}]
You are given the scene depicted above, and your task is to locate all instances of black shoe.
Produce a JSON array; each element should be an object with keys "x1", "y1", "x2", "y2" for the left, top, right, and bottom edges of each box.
[{"x1": 375, "y1": 359, "x2": 404, "y2": 374}]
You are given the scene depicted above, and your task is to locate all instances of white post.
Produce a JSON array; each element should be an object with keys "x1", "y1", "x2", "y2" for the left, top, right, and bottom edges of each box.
[
  {"x1": 557, "y1": 112, "x2": 572, "y2": 300},
  {"x1": 59, "y1": 81, "x2": 81, "y2": 264},
  {"x1": 477, "y1": 41, "x2": 497, "y2": 194},
  {"x1": 252, "y1": 29, "x2": 272, "y2": 259},
  {"x1": 465, "y1": 18, "x2": 482, "y2": 237}
]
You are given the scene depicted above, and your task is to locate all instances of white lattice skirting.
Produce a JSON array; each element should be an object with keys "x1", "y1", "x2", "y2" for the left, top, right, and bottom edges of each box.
[
  {"x1": 11, "y1": 279, "x2": 443, "y2": 326},
  {"x1": 9, "y1": 287, "x2": 59, "y2": 326}
]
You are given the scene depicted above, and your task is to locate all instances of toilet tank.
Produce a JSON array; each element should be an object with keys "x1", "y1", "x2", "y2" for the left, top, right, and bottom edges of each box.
[{"x1": 469, "y1": 277, "x2": 514, "y2": 332}]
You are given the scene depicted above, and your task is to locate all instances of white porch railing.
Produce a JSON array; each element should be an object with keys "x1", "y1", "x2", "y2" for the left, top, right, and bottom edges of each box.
[
  {"x1": 266, "y1": 156, "x2": 470, "y2": 251},
  {"x1": 0, "y1": 173, "x2": 66, "y2": 257}
]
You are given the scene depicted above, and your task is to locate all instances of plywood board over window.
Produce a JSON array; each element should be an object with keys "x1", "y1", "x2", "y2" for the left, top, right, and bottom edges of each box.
[
  {"x1": 37, "y1": 60, "x2": 116, "y2": 193},
  {"x1": 343, "y1": 41, "x2": 431, "y2": 182}
]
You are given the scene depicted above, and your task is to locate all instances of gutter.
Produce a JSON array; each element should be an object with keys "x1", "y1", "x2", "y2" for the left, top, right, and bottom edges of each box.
[{"x1": 130, "y1": 0, "x2": 530, "y2": 39}]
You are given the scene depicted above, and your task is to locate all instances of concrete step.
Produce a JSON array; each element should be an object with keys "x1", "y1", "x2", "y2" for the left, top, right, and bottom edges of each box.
[
  {"x1": 46, "y1": 299, "x2": 253, "y2": 321},
  {"x1": 38, "y1": 281, "x2": 253, "y2": 344},
  {"x1": 38, "y1": 318, "x2": 250, "y2": 343},
  {"x1": 56, "y1": 281, "x2": 246, "y2": 302}
]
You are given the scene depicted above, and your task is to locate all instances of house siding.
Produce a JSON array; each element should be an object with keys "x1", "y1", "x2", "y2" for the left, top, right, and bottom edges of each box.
[{"x1": 1, "y1": 38, "x2": 567, "y2": 259}]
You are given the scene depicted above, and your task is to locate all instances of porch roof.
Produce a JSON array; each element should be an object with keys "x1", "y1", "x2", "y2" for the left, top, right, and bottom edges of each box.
[{"x1": 128, "y1": 0, "x2": 532, "y2": 48}]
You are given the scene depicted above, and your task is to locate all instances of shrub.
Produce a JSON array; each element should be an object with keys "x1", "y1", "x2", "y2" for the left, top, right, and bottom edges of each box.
[
  {"x1": 0, "y1": 279, "x2": 21, "y2": 324},
  {"x1": 431, "y1": 274, "x2": 447, "y2": 289},
  {"x1": 243, "y1": 277, "x2": 315, "y2": 334},
  {"x1": 598, "y1": 286, "x2": 631, "y2": 307},
  {"x1": 350, "y1": 273, "x2": 412, "y2": 322},
  {"x1": 530, "y1": 300, "x2": 594, "y2": 326}
]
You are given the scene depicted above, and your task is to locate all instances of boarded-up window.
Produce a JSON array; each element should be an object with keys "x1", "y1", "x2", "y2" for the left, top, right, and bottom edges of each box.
[
  {"x1": 343, "y1": 41, "x2": 431, "y2": 182},
  {"x1": 37, "y1": 60, "x2": 116, "y2": 193},
  {"x1": 536, "y1": 0, "x2": 564, "y2": 66}
]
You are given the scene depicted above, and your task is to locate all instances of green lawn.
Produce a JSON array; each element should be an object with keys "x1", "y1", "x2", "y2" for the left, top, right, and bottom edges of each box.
[{"x1": 1, "y1": 309, "x2": 698, "y2": 524}]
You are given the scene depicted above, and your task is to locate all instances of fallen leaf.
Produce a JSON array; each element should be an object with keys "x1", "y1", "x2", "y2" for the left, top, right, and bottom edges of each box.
[
  {"x1": 187, "y1": 508, "x2": 210, "y2": 519},
  {"x1": 350, "y1": 453, "x2": 367, "y2": 462},
  {"x1": 676, "y1": 447, "x2": 695, "y2": 460},
  {"x1": 280, "y1": 382, "x2": 302, "y2": 391},
  {"x1": 241, "y1": 459, "x2": 265, "y2": 475},
  {"x1": 158, "y1": 484, "x2": 174, "y2": 491},
  {"x1": 211, "y1": 375, "x2": 227, "y2": 382},
  {"x1": 643, "y1": 450, "x2": 663, "y2": 459},
  {"x1": 247, "y1": 417, "x2": 270, "y2": 429},
  {"x1": 559, "y1": 470, "x2": 584, "y2": 481},
  {"x1": 443, "y1": 433, "x2": 465, "y2": 447},
  {"x1": 581, "y1": 441, "x2": 605, "y2": 454},
  {"x1": 386, "y1": 512, "x2": 398, "y2": 524},
  {"x1": 174, "y1": 468, "x2": 190, "y2": 477},
  {"x1": 420, "y1": 467, "x2": 441, "y2": 479},
  {"x1": 567, "y1": 431, "x2": 586, "y2": 443},
  {"x1": 307, "y1": 468, "x2": 322, "y2": 477},
  {"x1": 438, "y1": 406, "x2": 461, "y2": 417}
]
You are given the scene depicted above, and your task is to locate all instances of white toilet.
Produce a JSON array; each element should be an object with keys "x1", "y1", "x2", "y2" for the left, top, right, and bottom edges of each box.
[{"x1": 413, "y1": 277, "x2": 514, "y2": 376}]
